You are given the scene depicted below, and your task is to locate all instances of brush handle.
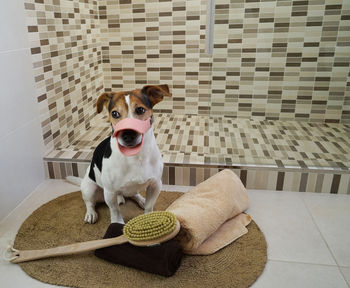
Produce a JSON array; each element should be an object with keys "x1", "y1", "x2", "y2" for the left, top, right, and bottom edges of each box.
[{"x1": 10, "y1": 235, "x2": 128, "y2": 263}]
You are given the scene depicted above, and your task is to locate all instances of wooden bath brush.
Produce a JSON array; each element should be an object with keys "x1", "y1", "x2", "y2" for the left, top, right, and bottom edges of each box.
[{"x1": 5, "y1": 211, "x2": 180, "y2": 264}]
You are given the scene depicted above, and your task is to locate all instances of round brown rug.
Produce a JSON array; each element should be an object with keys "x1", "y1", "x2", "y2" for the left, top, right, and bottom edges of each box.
[{"x1": 14, "y1": 191, "x2": 267, "y2": 288}]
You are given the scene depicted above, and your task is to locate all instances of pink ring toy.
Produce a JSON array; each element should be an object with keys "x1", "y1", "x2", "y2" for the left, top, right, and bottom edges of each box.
[{"x1": 112, "y1": 118, "x2": 152, "y2": 156}]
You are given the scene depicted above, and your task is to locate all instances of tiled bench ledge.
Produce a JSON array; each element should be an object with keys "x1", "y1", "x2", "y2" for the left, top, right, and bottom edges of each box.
[{"x1": 44, "y1": 114, "x2": 350, "y2": 194}]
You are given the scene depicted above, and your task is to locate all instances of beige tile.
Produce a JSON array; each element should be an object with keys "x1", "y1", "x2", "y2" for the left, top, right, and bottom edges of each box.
[
  {"x1": 338, "y1": 174, "x2": 350, "y2": 195},
  {"x1": 246, "y1": 170, "x2": 256, "y2": 190},
  {"x1": 247, "y1": 190, "x2": 336, "y2": 265},
  {"x1": 302, "y1": 193, "x2": 350, "y2": 266},
  {"x1": 267, "y1": 171, "x2": 278, "y2": 191},
  {"x1": 291, "y1": 173, "x2": 302, "y2": 192},
  {"x1": 182, "y1": 167, "x2": 190, "y2": 186},
  {"x1": 77, "y1": 163, "x2": 89, "y2": 178},
  {"x1": 321, "y1": 174, "x2": 333, "y2": 194},
  {"x1": 252, "y1": 261, "x2": 348, "y2": 288},
  {"x1": 175, "y1": 167, "x2": 184, "y2": 186},
  {"x1": 196, "y1": 168, "x2": 204, "y2": 185},
  {"x1": 254, "y1": 170, "x2": 270, "y2": 190},
  {"x1": 283, "y1": 172, "x2": 296, "y2": 192},
  {"x1": 306, "y1": 173, "x2": 318, "y2": 193}
]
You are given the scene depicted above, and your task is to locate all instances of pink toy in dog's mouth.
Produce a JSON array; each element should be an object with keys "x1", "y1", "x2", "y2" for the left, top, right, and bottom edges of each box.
[{"x1": 112, "y1": 118, "x2": 152, "y2": 156}]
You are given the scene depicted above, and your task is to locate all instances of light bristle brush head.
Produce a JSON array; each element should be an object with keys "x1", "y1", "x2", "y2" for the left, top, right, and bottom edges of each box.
[{"x1": 123, "y1": 211, "x2": 178, "y2": 243}]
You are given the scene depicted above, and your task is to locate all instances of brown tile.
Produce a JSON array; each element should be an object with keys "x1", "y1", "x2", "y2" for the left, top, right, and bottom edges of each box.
[
  {"x1": 240, "y1": 170, "x2": 247, "y2": 187},
  {"x1": 276, "y1": 172, "x2": 285, "y2": 191},
  {"x1": 331, "y1": 174, "x2": 341, "y2": 194},
  {"x1": 169, "y1": 166, "x2": 175, "y2": 185},
  {"x1": 299, "y1": 173, "x2": 309, "y2": 192}
]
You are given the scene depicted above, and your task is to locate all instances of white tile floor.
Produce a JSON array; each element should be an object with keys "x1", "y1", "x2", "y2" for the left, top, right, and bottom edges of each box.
[{"x1": 0, "y1": 180, "x2": 349, "y2": 288}]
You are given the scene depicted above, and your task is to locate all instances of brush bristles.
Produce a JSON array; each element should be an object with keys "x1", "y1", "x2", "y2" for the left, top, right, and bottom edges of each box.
[{"x1": 123, "y1": 211, "x2": 177, "y2": 242}]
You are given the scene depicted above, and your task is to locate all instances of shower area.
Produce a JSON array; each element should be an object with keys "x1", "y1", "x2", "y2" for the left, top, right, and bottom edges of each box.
[{"x1": 24, "y1": 0, "x2": 350, "y2": 193}]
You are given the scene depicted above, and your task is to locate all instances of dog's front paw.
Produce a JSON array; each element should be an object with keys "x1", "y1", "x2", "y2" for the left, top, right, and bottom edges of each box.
[{"x1": 84, "y1": 211, "x2": 98, "y2": 224}]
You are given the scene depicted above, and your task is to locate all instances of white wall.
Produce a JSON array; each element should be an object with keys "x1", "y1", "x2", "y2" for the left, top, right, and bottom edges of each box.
[{"x1": 0, "y1": 0, "x2": 45, "y2": 220}]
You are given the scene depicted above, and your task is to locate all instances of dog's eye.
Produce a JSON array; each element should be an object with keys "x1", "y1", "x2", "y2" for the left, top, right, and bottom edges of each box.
[
  {"x1": 135, "y1": 107, "x2": 146, "y2": 115},
  {"x1": 111, "y1": 111, "x2": 120, "y2": 119}
]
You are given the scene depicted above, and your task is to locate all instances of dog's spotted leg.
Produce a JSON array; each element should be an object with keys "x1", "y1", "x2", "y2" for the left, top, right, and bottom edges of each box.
[{"x1": 104, "y1": 190, "x2": 125, "y2": 224}]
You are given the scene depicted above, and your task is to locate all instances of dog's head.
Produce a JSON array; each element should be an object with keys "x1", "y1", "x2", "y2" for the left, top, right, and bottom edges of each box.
[{"x1": 96, "y1": 85, "x2": 171, "y2": 155}]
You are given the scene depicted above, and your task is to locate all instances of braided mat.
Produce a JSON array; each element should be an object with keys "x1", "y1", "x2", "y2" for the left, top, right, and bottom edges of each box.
[{"x1": 14, "y1": 191, "x2": 267, "y2": 288}]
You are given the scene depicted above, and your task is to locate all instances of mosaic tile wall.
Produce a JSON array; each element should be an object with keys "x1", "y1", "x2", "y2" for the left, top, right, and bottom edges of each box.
[
  {"x1": 46, "y1": 113, "x2": 350, "y2": 171},
  {"x1": 24, "y1": 0, "x2": 104, "y2": 152},
  {"x1": 98, "y1": 0, "x2": 212, "y2": 115},
  {"x1": 24, "y1": 0, "x2": 350, "y2": 152},
  {"x1": 210, "y1": 0, "x2": 350, "y2": 123},
  {"x1": 44, "y1": 161, "x2": 350, "y2": 194},
  {"x1": 99, "y1": 0, "x2": 350, "y2": 123},
  {"x1": 43, "y1": 113, "x2": 350, "y2": 193}
]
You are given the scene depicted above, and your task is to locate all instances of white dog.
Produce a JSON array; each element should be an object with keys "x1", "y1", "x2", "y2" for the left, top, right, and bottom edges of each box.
[{"x1": 67, "y1": 85, "x2": 171, "y2": 224}]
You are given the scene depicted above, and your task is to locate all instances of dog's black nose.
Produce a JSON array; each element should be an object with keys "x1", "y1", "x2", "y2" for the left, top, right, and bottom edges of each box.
[{"x1": 121, "y1": 130, "x2": 138, "y2": 145}]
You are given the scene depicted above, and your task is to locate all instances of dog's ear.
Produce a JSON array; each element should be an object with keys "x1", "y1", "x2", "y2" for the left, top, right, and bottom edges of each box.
[
  {"x1": 141, "y1": 84, "x2": 171, "y2": 107},
  {"x1": 96, "y1": 92, "x2": 113, "y2": 113}
]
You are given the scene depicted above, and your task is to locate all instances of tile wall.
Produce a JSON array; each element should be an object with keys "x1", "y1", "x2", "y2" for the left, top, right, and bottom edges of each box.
[
  {"x1": 24, "y1": 0, "x2": 104, "y2": 152},
  {"x1": 43, "y1": 114, "x2": 350, "y2": 194},
  {"x1": 100, "y1": 0, "x2": 350, "y2": 123},
  {"x1": 98, "y1": 0, "x2": 212, "y2": 115},
  {"x1": 210, "y1": 0, "x2": 350, "y2": 123},
  {"x1": 43, "y1": 161, "x2": 350, "y2": 194},
  {"x1": 23, "y1": 0, "x2": 350, "y2": 151}
]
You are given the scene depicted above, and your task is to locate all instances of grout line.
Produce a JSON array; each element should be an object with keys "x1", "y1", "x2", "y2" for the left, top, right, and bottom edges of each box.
[
  {"x1": 267, "y1": 260, "x2": 350, "y2": 287},
  {"x1": 268, "y1": 258, "x2": 343, "y2": 268},
  {"x1": 300, "y1": 195, "x2": 350, "y2": 287},
  {"x1": 339, "y1": 267, "x2": 350, "y2": 288},
  {"x1": 0, "y1": 47, "x2": 29, "y2": 55}
]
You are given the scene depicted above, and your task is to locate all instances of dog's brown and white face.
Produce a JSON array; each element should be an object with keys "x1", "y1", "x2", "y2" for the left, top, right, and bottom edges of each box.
[
  {"x1": 96, "y1": 84, "x2": 171, "y2": 127},
  {"x1": 96, "y1": 85, "x2": 171, "y2": 149}
]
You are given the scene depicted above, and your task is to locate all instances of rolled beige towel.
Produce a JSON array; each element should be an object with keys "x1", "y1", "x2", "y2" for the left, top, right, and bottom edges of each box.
[{"x1": 166, "y1": 169, "x2": 251, "y2": 255}]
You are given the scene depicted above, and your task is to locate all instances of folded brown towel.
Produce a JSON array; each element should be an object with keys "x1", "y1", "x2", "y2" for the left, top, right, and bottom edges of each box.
[
  {"x1": 94, "y1": 223, "x2": 183, "y2": 277},
  {"x1": 166, "y1": 169, "x2": 251, "y2": 255}
]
